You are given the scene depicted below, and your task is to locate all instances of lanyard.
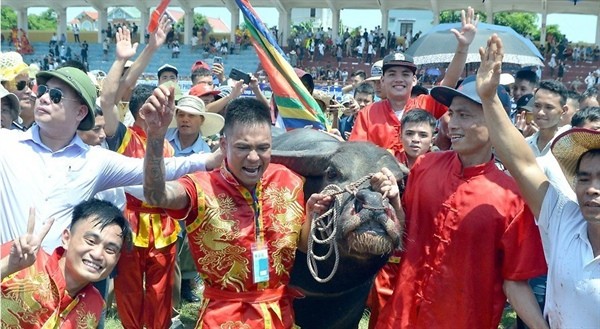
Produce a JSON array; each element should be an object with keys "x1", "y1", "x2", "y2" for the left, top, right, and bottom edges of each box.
[{"x1": 236, "y1": 182, "x2": 264, "y2": 245}]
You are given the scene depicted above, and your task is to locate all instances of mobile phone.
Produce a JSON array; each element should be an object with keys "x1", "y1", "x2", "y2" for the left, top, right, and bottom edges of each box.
[
  {"x1": 213, "y1": 56, "x2": 223, "y2": 64},
  {"x1": 525, "y1": 112, "x2": 534, "y2": 124},
  {"x1": 229, "y1": 68, "x2": 251, "y2": 84}
]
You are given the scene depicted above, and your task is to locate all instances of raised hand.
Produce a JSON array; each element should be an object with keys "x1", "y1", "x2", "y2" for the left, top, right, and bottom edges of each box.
[
  {"x1": 115, "y1": 26, "x2": 139, "y2": 61},
  {"x1": 515, "y1": 111, "x2": 539, "y2": 137},
  {"x1": 451, "y1": 6, "x2": 479, "y2": 47},
  {"x1": 149, "y1": 14, "x2": 173, "y2": 49},
  {"x1": 140, "y1": 84, "x2": 175, "y2": 136},
  {"x1": 8, "y1": 208, "x2": 54, "y2": 273},
  {"x1": 477, "y1": 34, "x2": 504, "y2": 101},
  {"x1": 341, "y1": 97, "x2": 360, "y2": 116},
  {"x1": 212, "y1": 63, "x2": 226, "y2": 83},
  {"x1": 230, "y1": 79, "x2": 246, "y2": 99},
  {"x1": 306, "y1": 193, "x2": 333, "y2": 217}
]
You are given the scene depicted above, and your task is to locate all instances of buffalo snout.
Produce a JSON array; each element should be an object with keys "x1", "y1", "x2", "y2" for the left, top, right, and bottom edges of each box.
[{"x1": 354, "y1": 189, "x2": 387, "y2": 214}]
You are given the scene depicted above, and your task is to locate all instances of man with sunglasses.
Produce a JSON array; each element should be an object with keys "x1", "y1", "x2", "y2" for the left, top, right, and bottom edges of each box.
[
  {"x1": 0, "y1": 51, "x2": 36, "y2": 130},
  {"x1": 0, "y1": 66, "x2": 223, "y2": 257}
]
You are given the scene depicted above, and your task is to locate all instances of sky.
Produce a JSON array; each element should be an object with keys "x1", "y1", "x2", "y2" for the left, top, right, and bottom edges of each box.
[{"x1": 27, "y1": 7, "x2": 598, "y2": 44}]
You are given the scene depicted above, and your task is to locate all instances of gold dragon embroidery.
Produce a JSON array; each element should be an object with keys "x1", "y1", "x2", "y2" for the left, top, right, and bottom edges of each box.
[
  {"x1": 263, "y1": 184, "x2": 304, "y2": 276},
  {"x1": 75, "y1": 304, "x2": 98, "y2": 328},
  {"x1": 220, "y1": 320, "x2": 251, "y2": 329},
  {"x1": 193, "y1": 192, "x2": 250, "y2": 292},
  {"x1": 1, "y1": 270, "x2": 54, "y2": 327}
]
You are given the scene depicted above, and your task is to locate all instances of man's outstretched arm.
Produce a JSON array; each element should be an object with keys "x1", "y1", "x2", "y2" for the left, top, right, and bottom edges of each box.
[
  {"x1": 476, "y1": 35, "x2": 549, "y2": 218},
  {"x1": 142, "y1": 85, "x2": 191, "y2": 210},
  {"x1": 441, "y1": 6, "x2": 479, "y2": 88}
]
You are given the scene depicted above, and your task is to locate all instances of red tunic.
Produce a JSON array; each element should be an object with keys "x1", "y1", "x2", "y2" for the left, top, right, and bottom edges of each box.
[
  {"x1": 1, "y1": 245, "x2": 103, "y2": 328},
  {"x1": 117, "y1": 125, "x2": 180, "y2": 248},
  {"x1": 167, "y1": 163, "x2": 306, "y2": 328},
  {"x1": 348, "y1": 96, "x2": 446, "y2": 155},
  {"x1": 113, "y1": 125, "x2": 180, "y2": 329},
  {"x1": 376, "y1": 151, "x2": 547, "y2": 329}
]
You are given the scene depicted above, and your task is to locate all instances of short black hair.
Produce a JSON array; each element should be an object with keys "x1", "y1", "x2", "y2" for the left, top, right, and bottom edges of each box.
[
  {"x1": 401, "y1": 109, "x2": 436, "y2": 132},
  {"x1": 352, "y1": 70, "x2": 366, "y2": 80},
  {"x1": 411, "y1": 84, "x2": 429, "y2": 97},
  {"x1": 515, "y1": 69, "x2": 539, "y2": 86},
  {"x1": 223, "y1": 98, "x2": 272, "y2": 136},
  {"x1": 129, "y1": 84, "x2": 155, "y2": 119},
  {"x1": 571, "y1": 106, "x2": 600, "y2": 127},
  {"x1": 191, "y1": 68, "x2": 212, "y2": 84},
  {"x1": 536, "y1": 80, "x2": 568, "y2": 107},
  {"x1": 71, "y1": 199, "x2": 132, "y2": 250},
  {"x1": 354, "y1": 83, "x2": 375, "y2": 98},
  {"x1": 582, "y1": 86, "x2": 599, "y2": 99},
  {"x1": 94, "y1": 105, "x2": 103, "y2": 117}
]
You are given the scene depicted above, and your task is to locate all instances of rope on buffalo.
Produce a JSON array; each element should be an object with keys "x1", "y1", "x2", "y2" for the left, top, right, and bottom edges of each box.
[{"x1": 307, "y1": 173, "x2": 374, "y2": 283}]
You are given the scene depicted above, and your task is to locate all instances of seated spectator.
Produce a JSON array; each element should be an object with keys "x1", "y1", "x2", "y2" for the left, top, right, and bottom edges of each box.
[{"x1": 171, "y1": 41, "x2": 180, "y2": 58}]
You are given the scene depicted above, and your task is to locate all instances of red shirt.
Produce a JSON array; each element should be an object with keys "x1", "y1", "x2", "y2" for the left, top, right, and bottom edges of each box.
[
  {"x1": 349, "y1": 95, "x2": 447, "y2": 155},
  {"x1": 376, "y1": 152, "x2": 547, "y2": 329},
  {"x1": 1, "y1": 245, "x2": 103, "y2": 328},
  {"x1": 167, "y1": 163, "x2": 306, "y2": 328}
]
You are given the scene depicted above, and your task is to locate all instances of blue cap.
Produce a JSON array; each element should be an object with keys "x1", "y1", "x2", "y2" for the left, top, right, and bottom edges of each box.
[{"x1": 430, "y1": 75, "x2": 511, "y2": 113}]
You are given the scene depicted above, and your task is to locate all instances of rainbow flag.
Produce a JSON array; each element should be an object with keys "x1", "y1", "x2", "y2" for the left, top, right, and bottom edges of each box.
[{"x1": 235, "y1": 0, "x2": 330, "y2": 130}]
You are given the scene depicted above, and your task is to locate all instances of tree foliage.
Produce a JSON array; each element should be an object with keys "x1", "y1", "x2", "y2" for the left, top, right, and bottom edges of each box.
[
  {"x1": 531, "y1": 24, "x2": 565, "y2": 44},
  {"x1": 439, "y1": 10, "x2": 562, "y2": 42},
  {"x1": 175, "y1": 13, "x2": 207, "y2": 31},
  {"x1": 494, "y1": 12, "x2": 537, "y2": 36},
  {"x1": 1, "y1": 7, "x2": 17, "y2": 30},
  {"x1": 28, "y1": 9, "x2": 57, "y2": 30},
  {"x1": 1, "y1": 7, "x2": 57, "y2": 30}
]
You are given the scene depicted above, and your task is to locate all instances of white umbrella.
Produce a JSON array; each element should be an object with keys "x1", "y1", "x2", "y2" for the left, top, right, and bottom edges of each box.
[{"x1": 406, "y1": 23, "x2": 544, "y2": 67}]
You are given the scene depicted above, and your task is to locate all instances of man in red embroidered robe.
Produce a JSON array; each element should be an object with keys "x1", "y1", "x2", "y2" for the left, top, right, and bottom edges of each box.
[
  {"x1": 1, "y1": 199, "x2": 131, "y2": 329},
  {"x1": 140, "y1": 93, "x2": 403, "y2": 328}
]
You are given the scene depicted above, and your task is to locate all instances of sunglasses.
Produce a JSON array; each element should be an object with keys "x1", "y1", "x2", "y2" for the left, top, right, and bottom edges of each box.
[
  {"x1": 36, "y1": 85, "x2": 79, "y2": 104},
  {"x1": 15, "y1": 80, "x2": 35, "y2": 91}
]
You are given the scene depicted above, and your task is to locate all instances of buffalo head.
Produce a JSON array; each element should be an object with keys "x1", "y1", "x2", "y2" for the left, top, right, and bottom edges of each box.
[{"x1": 271, "y1": 129, "x2": 407, "y2": 276}]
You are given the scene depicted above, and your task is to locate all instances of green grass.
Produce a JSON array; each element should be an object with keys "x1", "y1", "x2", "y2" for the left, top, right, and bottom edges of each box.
[
  {"x1": 105, "y1": 301, "x2": 201, "y2": 329},
  {"x1": 105, "y1": 301, "x2": 516, "y2": 329}
]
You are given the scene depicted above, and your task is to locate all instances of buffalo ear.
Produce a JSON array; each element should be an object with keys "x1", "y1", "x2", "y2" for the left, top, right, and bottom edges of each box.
[{"x1": 270, "y1": 149, "x2": 333, "y2": 177}]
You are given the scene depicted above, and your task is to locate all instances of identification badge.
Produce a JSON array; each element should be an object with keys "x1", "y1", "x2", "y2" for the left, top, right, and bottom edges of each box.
[{"x1": 252, "y1": 243, "x2": 269, "y2": 283}]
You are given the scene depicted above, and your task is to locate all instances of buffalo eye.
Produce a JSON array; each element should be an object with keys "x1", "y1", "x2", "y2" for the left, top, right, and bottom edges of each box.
[{"x1": 325, "y1": 167, "x2": 338, "y2": 180}]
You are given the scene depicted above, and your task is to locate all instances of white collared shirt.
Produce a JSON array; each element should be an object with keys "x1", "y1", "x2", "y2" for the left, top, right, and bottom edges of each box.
[
  {"x1": 1, "y1": 126, "x2": 208, "y2": 251},
  {"x1": 539, "y1": 185, "x2": 600, "y2": 328}
]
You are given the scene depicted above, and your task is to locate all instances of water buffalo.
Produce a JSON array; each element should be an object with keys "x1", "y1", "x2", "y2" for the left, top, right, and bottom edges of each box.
[{"x1": 271, "y1": 129, "x2": 407, "y2": 329}]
